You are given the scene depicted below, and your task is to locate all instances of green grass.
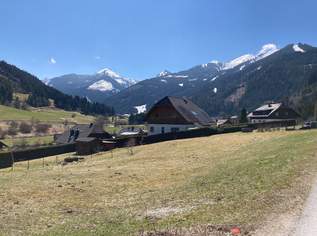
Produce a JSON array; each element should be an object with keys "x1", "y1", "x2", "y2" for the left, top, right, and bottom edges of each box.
[
  {"x1": 0, "y1": 105, "x2": 94, "y2": 123},
  {"x1": 2, "y1": 135, "x2": 54, "y2": 148},
  {"x1": 0, "y1": 130, "x2": 317, "y2": 235}
]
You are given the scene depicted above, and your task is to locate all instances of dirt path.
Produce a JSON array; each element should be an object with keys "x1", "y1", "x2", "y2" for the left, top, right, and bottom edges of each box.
[{"x1": 293, "y1": 177, "x2": 317, "y2": 236}]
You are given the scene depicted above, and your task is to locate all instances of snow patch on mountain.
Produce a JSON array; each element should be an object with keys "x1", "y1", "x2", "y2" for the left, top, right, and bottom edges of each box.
[
  {"x1": 158, "y1": 70, "x2": 171, "y2": 77},
  {"x1": 240, "y1": 65, "x2": 246, "y2": 71},
  {"x1": 201, "y1": 60, "x2": 222, "y2": 69},
  {"x1": 179, "y1": 83, "x2": 184, "y2": 87},
  {"x1": 213, "y1": 88, "x2": 218, "y2": 93},
  {"x1": 211, "y1": 76, "x2": 218, "y2": 81},
  {"x1": 115, "y1": 78, "x2": 127, "y2": 85},
  {"x1": 293, "y1": 44, "x2": 305, "y2": 53},
  {"x1": 166, "y1": 75, "x2": 188, "y2": 79},
  {"x1": 134, "y1": 104, "x2": 147, "y2": 114},
  {"x1": 161, "y1": 79, "x2": 167, "y2": 83},
  {"x1": 88, "y1": 80, "x2": 114, "y2": 92}
]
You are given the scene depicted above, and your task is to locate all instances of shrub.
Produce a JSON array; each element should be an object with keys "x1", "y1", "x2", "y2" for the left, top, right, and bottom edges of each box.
[
  {"x1": 0, "y1": 127, "x2": 7, "y2": 139},
  {"x1": 35, "y1": 123, "x2": 51, "y2": 134},
  {"x1": 7, "y1": 121, "x2": 19, "y2": 136},
  {"x1": 19, "y1": 122, "x2": 32, "y2": 134}
]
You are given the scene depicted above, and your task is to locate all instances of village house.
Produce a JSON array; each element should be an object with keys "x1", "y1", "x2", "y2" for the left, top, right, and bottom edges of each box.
[
  {"x1": 145, "y1": 96, "x2": 214, "y2": 136},
  {"x1": 55, "y1": 123, "x2": 112, "y2": 144},
  {"x1": 248, "y1": 102, "x2": 301, "y2": 128}
]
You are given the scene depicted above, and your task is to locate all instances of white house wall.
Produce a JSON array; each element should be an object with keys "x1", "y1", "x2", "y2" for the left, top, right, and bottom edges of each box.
[{"x1": 147, "y1": 124, "x2": 196, "y2": 136}]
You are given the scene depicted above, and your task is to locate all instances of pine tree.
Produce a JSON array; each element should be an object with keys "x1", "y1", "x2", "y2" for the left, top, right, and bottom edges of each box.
[{"x1": 239, "y1": 108, "x2": 248, "y2": 124}]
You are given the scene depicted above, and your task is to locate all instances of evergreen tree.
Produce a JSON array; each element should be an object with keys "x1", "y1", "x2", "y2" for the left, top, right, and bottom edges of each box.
[{"x1": 239, "y1": 108, "x2": 248, "y2": 124}]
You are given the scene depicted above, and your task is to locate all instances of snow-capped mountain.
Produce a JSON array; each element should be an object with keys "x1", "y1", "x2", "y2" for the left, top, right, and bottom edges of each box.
[
  {"x1": 105, "y1": 43, "x2": 317, "y2": 116},
  {"x1": 47, "y1": 68, "x2": 136, "y2": 103},
  {"x1": 221, "y1": 43, "x2": 279, "y2": 70}
]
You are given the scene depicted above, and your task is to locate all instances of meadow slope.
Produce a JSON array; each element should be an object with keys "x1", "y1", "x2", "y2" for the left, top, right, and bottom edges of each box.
[{"x1": 0, "y1": 130, "x2": 317, "y2": 235}]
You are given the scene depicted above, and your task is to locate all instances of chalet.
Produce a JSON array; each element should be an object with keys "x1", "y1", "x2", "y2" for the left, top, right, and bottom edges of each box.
[
  {"x1": 55, "y1": 123, "x2": 112, "y2": 144},
  {"x1": 145, "y1": 96, "x2": 214, "y2": 136},
  {"x1": 248, "y1": 103, "x2": 301, "y2": 128}
]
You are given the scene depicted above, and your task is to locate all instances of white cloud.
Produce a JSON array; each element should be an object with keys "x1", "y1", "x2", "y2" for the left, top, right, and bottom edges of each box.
[
  {"x1": 95, "y1": 56, "x2": 101, "y2": 60},
  {"x1": 49, "y1": 58, "x2": 56, "y2": 64}
]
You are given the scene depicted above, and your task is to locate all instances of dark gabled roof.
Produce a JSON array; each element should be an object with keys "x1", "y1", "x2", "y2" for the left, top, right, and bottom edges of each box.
[
  {"x1": 55, "y1": 123, "x2": 110, "y2": 144},
  {"x1": 0, "y1": 141, "x2": 8, "y2": 148},
  {"x1": 248, "y1": 103, "x2": 282, "y2": 118},
  {"x1": 76, "y1": 137, "x2": 97, "y2": 143},
  {"x1": 146, "y1": 96, "x2": 213, "y2": 126},
  {"x1": 248, "y1": 103, "x2": 301, "y2": 119}
]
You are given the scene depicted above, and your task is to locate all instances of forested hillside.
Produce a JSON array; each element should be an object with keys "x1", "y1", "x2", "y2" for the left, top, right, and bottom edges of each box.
[{"x1": 0, "y1": 61, "x2": 114, "y2": 116}]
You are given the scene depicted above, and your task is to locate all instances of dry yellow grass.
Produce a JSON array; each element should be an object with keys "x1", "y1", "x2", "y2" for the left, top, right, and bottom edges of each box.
[{"x1": 0, "y1": 130, "x2": 317, "y2": 235}]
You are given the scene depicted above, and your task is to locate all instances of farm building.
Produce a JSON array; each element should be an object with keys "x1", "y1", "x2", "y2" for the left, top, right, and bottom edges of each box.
[
  {"x1": 75, "y1": 138, "x2": 102, "y2": 155},
  {"x1": 55, "y1": 123, "x2": 112, "y2": 144},
  {"x1": 145, "y1": 96, "x2": 214, "y2": 136},
  {"x1": 248, "y1": 103, "x2": 301, "y2": 128}
]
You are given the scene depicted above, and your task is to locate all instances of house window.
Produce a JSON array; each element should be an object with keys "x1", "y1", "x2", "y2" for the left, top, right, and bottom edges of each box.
[
  {"x1": 161, "y1": 127, "x2": 165, "y2": 134},
  {"x1": 150, "y1": 127, "x2": 154, "y2": 133},
  {"x1": 171, "y1": 127, "x2": 180, "y2": 133}
]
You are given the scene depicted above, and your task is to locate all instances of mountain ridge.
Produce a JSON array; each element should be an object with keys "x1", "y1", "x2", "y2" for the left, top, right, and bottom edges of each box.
[{"x1": 105, "y1": 43, "x2": 317, "y2": 119}]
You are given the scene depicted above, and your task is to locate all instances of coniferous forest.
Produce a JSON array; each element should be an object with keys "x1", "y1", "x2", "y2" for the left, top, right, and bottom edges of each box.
[{"x1": 0, "y1": 61, "x2": 114, "y2": 116}]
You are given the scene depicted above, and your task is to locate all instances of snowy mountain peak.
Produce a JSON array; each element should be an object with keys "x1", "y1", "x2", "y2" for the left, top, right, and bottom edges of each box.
[
  {"x1": 256, "y1": 44, "x2": 279, "y2": 60},
  {"x1": 158, "y1": 70, "x2": 172, "y2": 77},
  {"x1": 222, "y1": 43, "x2": 279, "y2": 70},
  {"x1": 223, "y1": 54, "x2": 255, "y2": 70},
  {"x1": 97, "y1": 68, "x2": 121, "y2": 78}
]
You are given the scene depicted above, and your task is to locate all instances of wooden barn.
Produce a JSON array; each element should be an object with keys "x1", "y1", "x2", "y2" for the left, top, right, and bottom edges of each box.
[
  {"x1": 75, "y1": 137, "x2": 102, "y2": 155},
  {"x1": 55, "y1": 123, "x2": 112, "y2": 144},
  {"x1": 248, "y1": 103, "x2": 301, "y2": 128},
  {"x1": 145, "y1": 96, "x2": 214, "y2": 136}
]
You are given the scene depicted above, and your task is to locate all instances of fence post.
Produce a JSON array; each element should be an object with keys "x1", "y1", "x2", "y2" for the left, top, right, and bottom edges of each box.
[{"x1": 10, "y1": 150, "x2": 14, "y2": 172}]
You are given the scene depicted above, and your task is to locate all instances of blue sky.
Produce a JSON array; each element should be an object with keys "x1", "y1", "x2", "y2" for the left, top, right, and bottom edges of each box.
[{"x1": 0, "y1": 0, "x2": 316, "y2": 80}]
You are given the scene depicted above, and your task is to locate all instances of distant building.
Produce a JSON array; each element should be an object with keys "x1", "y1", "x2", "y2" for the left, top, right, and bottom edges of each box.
[
  {"x1": 55, "y1": 123, "x2": 112, "y2": 144},
  {"x1": 248, "y1": 103, "x2": 301, "y2": 127},
  {"x1": 216, "y1": 119, "x2": 232, "y2": 127},
  {"x1": 0, "y1": 141, "x2": 8, "y2": 150},
  {"x1": 230, "y1": 116, "x2": 240, "y2": 126},
  {"x1": 145, "y1": 96, "x2": 214, "y2": 136}
]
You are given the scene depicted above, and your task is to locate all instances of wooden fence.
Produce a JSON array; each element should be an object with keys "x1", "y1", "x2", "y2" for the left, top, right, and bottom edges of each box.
[{"x1": 0, "y1": 143, "x2": 75, "y2": 169}]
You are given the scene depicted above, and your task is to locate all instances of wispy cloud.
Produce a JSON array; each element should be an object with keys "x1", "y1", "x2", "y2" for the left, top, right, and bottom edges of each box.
[
  {"x1": 49, "y1": 57, "x2": 57, "y2": 64},
  {"x1": 95, "y1": 56, "x2": 101, "y2": 60}
]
